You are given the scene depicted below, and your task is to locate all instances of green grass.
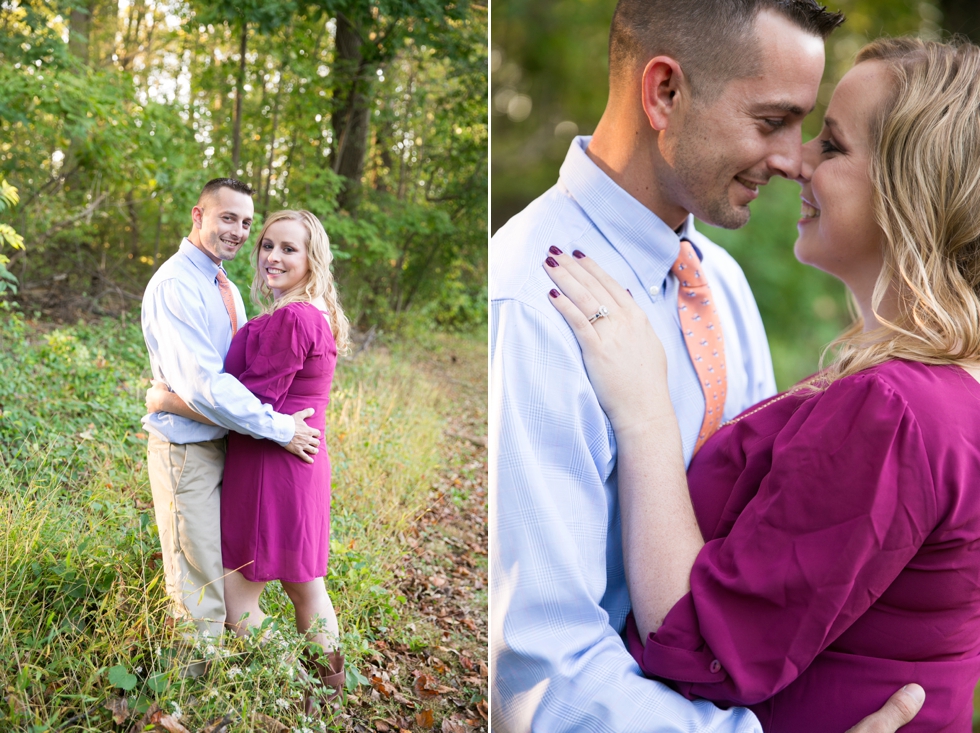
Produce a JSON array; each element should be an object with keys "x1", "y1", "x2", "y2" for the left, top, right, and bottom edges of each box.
[{"x1": 0, "y1": 304, "x2": 452, "y2": 731}]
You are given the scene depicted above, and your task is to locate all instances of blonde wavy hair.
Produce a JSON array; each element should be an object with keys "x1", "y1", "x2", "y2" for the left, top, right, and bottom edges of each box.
[
  {"x1": 250, "y1": 209, "x2": 351, "y2": 354},
  {"x1": 816, "y1": 37, "x2": 980, "y2": 386}
]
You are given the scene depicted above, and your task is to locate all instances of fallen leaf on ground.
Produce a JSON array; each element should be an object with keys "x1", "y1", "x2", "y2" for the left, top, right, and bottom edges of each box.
[
  {"x1": 393, "y1": 692, "x2": 413, "y2": 706},
  {"x1": 199, "y1": 715, "x2": 235, "y2": 733},
  {"x1": 415, "y1": 709, "x2": 435, "y2": 728},
  {"x1": 441, "y1": 718, "x2": 471, "y2": 733},
  {"x1": 127, "y1": 703, "x2": 191, "y2": 733},
  {"x1": 369, "y1": 674, "x2": 396, "y2": 698},
  {"x1": 250, "y1": 712, "x2": 288, "y2": 733},
  {"x1": 104, "y1": 695, "x2": 129, "y2": 725}
]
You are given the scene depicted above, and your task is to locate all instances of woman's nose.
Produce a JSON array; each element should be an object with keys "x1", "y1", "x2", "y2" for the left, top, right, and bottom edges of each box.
[{"x1": 796, "y1": 139, "x2": 818, "y2": 183}]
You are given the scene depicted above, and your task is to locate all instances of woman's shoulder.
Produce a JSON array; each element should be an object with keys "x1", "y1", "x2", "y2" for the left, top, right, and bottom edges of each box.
[
  {"x1": 262, "y1": 300, "x2": 327, "y2": 326},
  {"x1": 813, "y1": 361, "x2": 980, "y2": 448},
  {"x1": 831, "y1": 359, "x2": 980, "y2": 407}
]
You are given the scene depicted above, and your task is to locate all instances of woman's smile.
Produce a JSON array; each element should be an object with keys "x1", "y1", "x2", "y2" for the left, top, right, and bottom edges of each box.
[{"x1": 258, "y1": 218, "x2": 311, "y2": 297}]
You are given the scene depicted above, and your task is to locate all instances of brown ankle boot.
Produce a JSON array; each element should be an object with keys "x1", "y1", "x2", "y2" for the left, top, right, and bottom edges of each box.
[{"x1": 302, "y1": 649, "x2": 345, "y2": 709}]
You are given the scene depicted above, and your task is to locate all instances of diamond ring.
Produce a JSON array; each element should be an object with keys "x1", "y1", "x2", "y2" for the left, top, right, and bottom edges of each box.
[{"x1": 588, "y1": 305, "x2": 610, "y2": 324}]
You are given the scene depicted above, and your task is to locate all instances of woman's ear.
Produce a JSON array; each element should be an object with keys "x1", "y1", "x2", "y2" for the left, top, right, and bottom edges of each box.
[{"x1": 641, "y1": 56, "x2": 686, "y2": 132}]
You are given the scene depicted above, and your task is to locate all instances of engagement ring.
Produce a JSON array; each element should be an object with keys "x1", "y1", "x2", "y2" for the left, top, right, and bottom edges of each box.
[{"x1": 588, "y1": 305, "x2": 610, "y2": 323}]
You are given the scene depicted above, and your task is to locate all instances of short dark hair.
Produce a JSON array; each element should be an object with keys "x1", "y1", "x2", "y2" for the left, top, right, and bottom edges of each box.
[
  {"x1": 197, "y1": 177, "x2": 254, "y2": 208},
  {"x1": 609, "y1": 0, "x2": 844, "y2": 98}
]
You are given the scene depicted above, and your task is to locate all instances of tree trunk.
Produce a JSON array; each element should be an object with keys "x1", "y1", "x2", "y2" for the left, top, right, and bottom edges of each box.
[
  {"x1": 332, "y1": 13, "x2": 372, "y2": 212},
  {"x1": 69, "y1": 0, "x2": 95, "y2": 64},
  {"x1": 232, "y1": 21, "x2": 248, "y2": 174},
  {"x1": 153, "y1": 198, "x2": 163, "y2": 273},
  {"x1": 939, "y1": 0, "x2": 980, "y2": 43},
  {"x1": 126, "y1": 190, "x2": 140, "y2": 257},
  {"x1": 262, "y1": 87, "x2": 282, "y2": 217}
]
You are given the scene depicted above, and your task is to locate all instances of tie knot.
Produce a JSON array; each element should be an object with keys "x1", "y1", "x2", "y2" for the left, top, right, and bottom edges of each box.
[
  {"x1": 671, "y1": 238, "x2": 708, "y2": 289},
  {"x1": 216, "y1": 269, "x2": 229, "y2": 285}
]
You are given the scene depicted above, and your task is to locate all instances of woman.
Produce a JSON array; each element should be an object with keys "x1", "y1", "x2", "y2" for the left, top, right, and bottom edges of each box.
[
  {"x1": 147, "y1": 210, "x2": 350, "y2": 705},
  {"x1": 544, "y1": 38, "x2": 980, "y2": 732}
]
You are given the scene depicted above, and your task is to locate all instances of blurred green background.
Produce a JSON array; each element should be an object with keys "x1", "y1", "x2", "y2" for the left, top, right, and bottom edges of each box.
[{"x1": 491, "y1": 0, "x2": 980, "y2": 389}]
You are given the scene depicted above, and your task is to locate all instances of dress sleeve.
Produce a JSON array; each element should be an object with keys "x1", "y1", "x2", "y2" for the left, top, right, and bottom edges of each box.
[
  {"x1": 630, "y1": 372, "x2": 938, "y2": 705},
  {"x1": 236, "y1": 306, "x2": 313, "y2": 405}
]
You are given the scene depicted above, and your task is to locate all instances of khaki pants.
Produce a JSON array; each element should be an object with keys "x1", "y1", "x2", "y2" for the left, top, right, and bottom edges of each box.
[{"x1": 147, "y1": 435, "x2": 226, "y2": 638}]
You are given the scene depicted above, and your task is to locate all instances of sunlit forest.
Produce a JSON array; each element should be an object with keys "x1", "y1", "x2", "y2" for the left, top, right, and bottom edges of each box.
[
  {"x1": 0, "y1": 3, "x2": 488, "y2": 731},
  {"x1": 1, "y1": 0, "x2": 487, "y2": 328},
  {"x1": 491, "y1": 0, "x2": 980, "y2": 388}
]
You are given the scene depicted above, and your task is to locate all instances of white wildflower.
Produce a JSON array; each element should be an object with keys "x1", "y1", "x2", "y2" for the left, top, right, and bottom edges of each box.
[
  {"x1": 170, "y1": 703, "x2": 182, "y2": 720},
  {"x1": 275, "y1": 698, "x2": 289, "y2": 710}
]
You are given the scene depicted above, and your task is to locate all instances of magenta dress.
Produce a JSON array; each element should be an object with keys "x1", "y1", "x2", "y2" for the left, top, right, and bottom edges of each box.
[
  {"x1": 626, "y1": 360, "x2": 980, "y2": 732},
  {"x1": 221, "y1": 302, "x2": 337, "y2": 583}
]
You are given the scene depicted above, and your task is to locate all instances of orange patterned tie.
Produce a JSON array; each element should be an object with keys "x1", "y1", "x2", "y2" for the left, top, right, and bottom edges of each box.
[
  {"x1": 671, "y1": 239, "x2": 727, "y2": 454},
  {"x1": 215, "y1": 269, "x2": 239, "y2": 336}
]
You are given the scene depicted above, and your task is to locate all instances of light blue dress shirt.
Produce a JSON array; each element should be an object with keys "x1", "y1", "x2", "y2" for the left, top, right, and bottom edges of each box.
[
  {"x1": 490, "y1": 137, "x2": 776, "y2": 733},
  {"x1": 141, "y1": 239, "x2": 294, "y2": 445}
]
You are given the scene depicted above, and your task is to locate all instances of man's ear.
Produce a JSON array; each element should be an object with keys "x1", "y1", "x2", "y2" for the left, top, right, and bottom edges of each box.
[
  {"x1": 191, "y1": 204, "x2": 204, "y2": 230},
  {"x1": 641, "y1": 56, "x2": 686, "y2": 132}
]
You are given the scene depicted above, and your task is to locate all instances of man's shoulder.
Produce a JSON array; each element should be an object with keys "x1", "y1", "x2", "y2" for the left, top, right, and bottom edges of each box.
[{"x1": 490, "y1": 184, "x2": 596, "y2": 303}]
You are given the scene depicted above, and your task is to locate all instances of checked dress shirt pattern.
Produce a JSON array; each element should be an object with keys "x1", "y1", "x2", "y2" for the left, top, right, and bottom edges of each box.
[{"x1": 671, "y1": 238, "x2": 727, "y2": 454}]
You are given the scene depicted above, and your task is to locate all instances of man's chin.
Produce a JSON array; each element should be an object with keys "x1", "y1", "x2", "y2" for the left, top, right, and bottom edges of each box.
[{"x1": 700, "y1": 202, "x2": 751, "y2": 231}]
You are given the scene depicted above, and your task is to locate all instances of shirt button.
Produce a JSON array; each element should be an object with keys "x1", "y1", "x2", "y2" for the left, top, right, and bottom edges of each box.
[
  {"x1": 710, "y1": 659, "x2": 722, "y2": 674},
  {"x1": 648, "y1": 285, "x2": 658, "y2": 297}
]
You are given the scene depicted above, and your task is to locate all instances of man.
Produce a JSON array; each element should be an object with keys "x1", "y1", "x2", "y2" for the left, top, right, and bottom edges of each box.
[
  {"x1": 490, "y1": 1, "x2": 923, "y2": 731},
  {"x1": 141, "y1": 178, "x2": 319, "y2": 648}
]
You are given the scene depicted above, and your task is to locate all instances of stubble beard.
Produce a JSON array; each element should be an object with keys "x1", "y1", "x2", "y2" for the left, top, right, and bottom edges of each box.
[
  {"x1": 670, "y1": 121, "x2": 752, "y2": 231},
  {"x1": 206, "y1": 229, "x2": 239, "y2": 262}
]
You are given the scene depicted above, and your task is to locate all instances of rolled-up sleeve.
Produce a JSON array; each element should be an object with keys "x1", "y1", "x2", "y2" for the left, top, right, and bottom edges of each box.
[
  {"x1": 146, "y1": 278, "x2": 294, "y2": 445},
  {"x1": 628, "y1": 373, "x2": 937, "y2": 705}
]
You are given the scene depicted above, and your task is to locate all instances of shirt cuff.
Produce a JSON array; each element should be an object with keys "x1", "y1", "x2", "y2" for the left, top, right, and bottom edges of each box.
[{"x1": 271, "y1": 411, "x2": 295, "y2": 446}]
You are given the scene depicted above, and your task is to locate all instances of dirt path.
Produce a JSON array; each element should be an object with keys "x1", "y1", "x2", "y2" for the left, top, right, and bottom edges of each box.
[{"x1": 335, "y1": 335, "x2": 488, "y2": 733}]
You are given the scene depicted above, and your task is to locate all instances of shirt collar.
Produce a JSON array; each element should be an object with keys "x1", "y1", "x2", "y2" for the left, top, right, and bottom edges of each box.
[
  {"x1": 179, "y1": 238, "x2": 225, "y2": 281},
  {"x1": 559, "y1": 136, "x2": 696, "y2": 291}
]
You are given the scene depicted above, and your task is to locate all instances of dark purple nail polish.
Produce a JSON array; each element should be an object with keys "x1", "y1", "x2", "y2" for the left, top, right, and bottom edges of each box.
[
  {"x1": 546, "y1": 256, "x2": 559, "y2": 268},
  {"x1": 549, "y1": 245, "x2": 563, "y2": 256},
  {"x1": 572, "y1": 250, "x2": 586, "y2": 259},
  {"x1": 549, "y1": 289, "x2": 560, "y2": 299}
]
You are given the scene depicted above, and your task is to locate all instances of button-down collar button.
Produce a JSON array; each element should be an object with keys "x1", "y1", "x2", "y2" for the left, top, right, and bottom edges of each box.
[
  {"x1": 709, "y1": 659, "x2": 722, "y2": 674},
  {"x1": 648, "y1": 285, "x2": 658, "y2": 297}
]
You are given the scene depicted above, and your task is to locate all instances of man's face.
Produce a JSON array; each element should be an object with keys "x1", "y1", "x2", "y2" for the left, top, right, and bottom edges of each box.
[
  {"x1": 662, "y1": 11, "x2": 825, "y2": 229},
  {"x1": 192, "y1": 187, "x2": 254, "y2": 263}
]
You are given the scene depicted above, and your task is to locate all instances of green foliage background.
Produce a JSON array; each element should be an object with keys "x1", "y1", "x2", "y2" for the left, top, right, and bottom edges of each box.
[
  {"x1": 490, "y1": 0, "x2": 966, "y2": 388},
  {"x1": 1, "y1": 0, "x2": 487, "y2": 330}
]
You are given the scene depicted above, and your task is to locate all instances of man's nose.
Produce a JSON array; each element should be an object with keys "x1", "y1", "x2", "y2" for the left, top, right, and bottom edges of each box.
[{"x1": 767, "y1": 138, "x2": 804, "y2": 181}]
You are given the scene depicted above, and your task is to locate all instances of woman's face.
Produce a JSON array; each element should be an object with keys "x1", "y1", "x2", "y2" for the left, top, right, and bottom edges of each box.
[
  {"x1": 795, "y1": 61, "x2": 892, "y2": 299},
  {"x1": 258, "y1": 219, "x2": 311, "y2": 298}
]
